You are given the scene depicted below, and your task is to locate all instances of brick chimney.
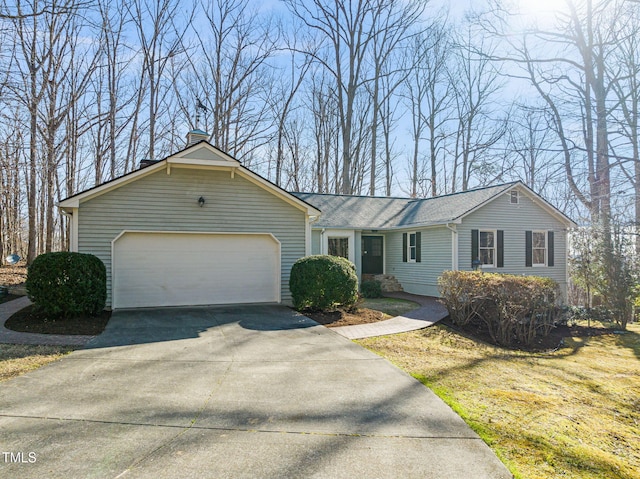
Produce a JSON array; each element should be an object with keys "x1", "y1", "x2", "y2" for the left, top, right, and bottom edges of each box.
[{"x1": 186, "y1": 129, "x2": 209, "y2": 147}]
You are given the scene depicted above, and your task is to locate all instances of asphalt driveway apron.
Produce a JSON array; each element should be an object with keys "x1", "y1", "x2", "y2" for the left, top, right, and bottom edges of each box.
[{"x1": 0, "y1": 305, "x2": 512, "y2": 479}]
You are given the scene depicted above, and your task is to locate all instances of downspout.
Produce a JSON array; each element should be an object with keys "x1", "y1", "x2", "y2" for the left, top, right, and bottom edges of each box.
[{"x1": 446, "y1": 223, "x2": 458, "y2": 271}]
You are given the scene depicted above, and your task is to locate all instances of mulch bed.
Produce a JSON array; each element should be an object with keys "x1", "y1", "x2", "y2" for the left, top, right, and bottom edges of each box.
[
  {"x1": 303, "y1": 308, "x2": 389, "y2": 327},
  {"x1": 5, "y1": 304, "x2": 111, "y2": 335},
  {"x1": 304, "y1": 307, "x2": 620, "y2": 351},
  {"x1": 299, "y1": 302, "x2": 626, "y2": 352},
  {"x1": 439, "y1": 316, "x2": 620, "y2": 352}
]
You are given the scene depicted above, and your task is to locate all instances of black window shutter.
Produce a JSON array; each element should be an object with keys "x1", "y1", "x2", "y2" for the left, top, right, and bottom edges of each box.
[
  {"x1": 416, "y1": 232, "x2": 422, "y2": 263},
  {"x1": 548, "y1": 231, "x2": 554, "y2": 267},
  {"x1": 402, "y1": 233, "x2": 407, "y2": 262},
  {"x1": 471, "y1": 229, "x2": 479, "y2": 268},
  {"x1": 525, "y1": 230, "x2": 533, "y2": 267},
  {"x1": 497, "y1": 230, "x2": 504, "y2": 268}
]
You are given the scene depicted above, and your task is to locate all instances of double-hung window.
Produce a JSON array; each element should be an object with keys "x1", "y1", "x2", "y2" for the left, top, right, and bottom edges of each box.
[
  {"x1": 532, "y1": 231, "x2": 546, "y2": 266},
  {"x1": 525, "y1": 230, "x2": 554, "y2": 267},
  {"x1": 402, "y1": 232, "x2": 421, "y2": 263},
  {"x1": 408, "y1": 233, "x2": 417, "y2": 262},
  {"x1": 479, "y1": 230, "x2": 496, "y2": 267}
]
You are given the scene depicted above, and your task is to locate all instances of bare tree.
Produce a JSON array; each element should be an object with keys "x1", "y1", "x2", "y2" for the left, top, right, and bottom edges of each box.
[
  {"x1": 485, "y1": 0, "x2": 623, "y2": 220},
  {"x1": 307, "y1": 66, "x2": 339, "y2": 193},
  {"x1": 97, "y1": 0, "x2": 130, "y2": 180},
  {"x1": 403, "y1": 21, "x2": 452, "y2": 197},
  {"x1": 0, "y1": 111, "x2": 26, "y2": 262},
  {"x1": 366, "y1": 0, "x2": 425, "y2": 196},
  {"x1": 6, "y1": 0, "x2": 52, "y2": 262},
  {"x1": 271, "y1": 37, "x2": 313, "y2": 187},
  {"x1": 126, "y1": 0, "x2": 186, "y2": 161},
  {"x1": 178, "y1": 0, "x2": 277, "y2": 159},
  {"x1": 0, "y1": 0, "x2": 81, "y2": 18},
  {"x1": 504, "y1": 104, "x2": 563, "y2": 194},
  {"x1": 609, "y1": 1, "x2": 640, "y2": 250},
  {"x1": 450, "y1": 22, "x2": 505, "y2": 192},
  {"x1": 285, "y1": 0, "x2": 378, "y2": 194}
]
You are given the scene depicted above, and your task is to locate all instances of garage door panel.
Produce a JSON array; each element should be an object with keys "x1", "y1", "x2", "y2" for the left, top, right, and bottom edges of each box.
[{"x1": 113, "y1": 232, "x2": 279, "y2": 308}]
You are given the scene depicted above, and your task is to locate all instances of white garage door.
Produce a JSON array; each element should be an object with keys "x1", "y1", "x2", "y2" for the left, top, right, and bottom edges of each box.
[{"x1": 113, "y1": 232, "x2": 280, "y2": 309}]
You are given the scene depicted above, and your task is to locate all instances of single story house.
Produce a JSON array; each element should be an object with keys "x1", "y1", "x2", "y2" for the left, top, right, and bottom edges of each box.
[
  {"x1": 293, "y1": 184, "x2": 576, "y2": 298},
  {"x1": 59, "y1": 132, "x2": 576, "y2": 309}
]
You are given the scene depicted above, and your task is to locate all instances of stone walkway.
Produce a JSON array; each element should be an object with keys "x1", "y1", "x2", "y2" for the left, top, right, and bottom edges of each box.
[
  {"x1": 0, "y1": 296, "x2": 96, "y2": 346},
  {"x1": 332, "y1": 292, "x2": 448, "y2": 340}
]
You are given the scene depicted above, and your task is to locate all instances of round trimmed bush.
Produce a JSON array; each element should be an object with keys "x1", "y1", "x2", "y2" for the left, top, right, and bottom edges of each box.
[
  {"x1": 26, "y1": 252, "x2": 106, "y2": 318},
  {"x1": 289, "y1": 255, "x2": 358, "y2": 311}
]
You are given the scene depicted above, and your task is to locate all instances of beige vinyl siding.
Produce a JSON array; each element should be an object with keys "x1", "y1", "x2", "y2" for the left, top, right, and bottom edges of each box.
[
  {"x1": 386, "y1": 226, "x2": 452, "y2": 296},
  {"x1": 457, "y1": 187, "x2": 568, "y2": 294},
  {"x1": 78, "y1": 168, "x2": 306, "y2": 307},
  {"x1": 181, "y1": 145, "x2": 227, "y2": 161}
]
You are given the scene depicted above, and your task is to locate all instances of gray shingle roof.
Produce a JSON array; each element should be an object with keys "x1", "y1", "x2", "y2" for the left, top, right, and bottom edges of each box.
[{"x1": 292, "y1": 182, "x2": 518, "y2": 229}]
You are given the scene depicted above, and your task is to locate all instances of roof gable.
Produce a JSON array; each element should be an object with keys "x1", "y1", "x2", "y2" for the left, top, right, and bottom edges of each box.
[
  {"x1": 171, "y1": 141, "x2": 241, "y2": 164},
  {"x1": 59, "y1": 141, "x2": 320, "y2": 216}
]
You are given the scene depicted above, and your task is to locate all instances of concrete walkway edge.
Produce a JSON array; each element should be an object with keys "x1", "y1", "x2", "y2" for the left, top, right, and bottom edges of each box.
[
  {"x1": 331, "y1": 292, "x2": 449, "y2": 340},
  {"x1": 0, "y1": 292, "x2": 449, "y2": 345}
]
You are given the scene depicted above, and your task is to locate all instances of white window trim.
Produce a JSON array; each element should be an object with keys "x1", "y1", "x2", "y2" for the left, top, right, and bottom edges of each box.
[
  {"x1": 532, "y1": 230, "x2": 547, "y2": 267},
  {"x1": 407, "y1": 232, "x2": 417, "y2": 263},
  {"x1": 321, "y1": 229, "x2": 355, "y2": 263},
  {"x1": 328, "y1": 237, "x2": 349, "y2": 259},
  {"x1": 510, "y1": 190, "x2": 520, "y2": 204},
  {"x1": 479, "y1": 229, "x2": 497, "y2": 269}
]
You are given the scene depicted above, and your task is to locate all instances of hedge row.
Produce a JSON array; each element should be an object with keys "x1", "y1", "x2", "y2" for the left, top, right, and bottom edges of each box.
[{"x1": 438, "y1": 271, "x2": 561, "y2": 347}]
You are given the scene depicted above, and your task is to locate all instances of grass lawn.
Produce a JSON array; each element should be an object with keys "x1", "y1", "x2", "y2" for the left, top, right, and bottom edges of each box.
[
  {"x1": 361, "y1": 297, "x2": 419, "y2": 317},
  {"x1": 358, "y1": 322, "x2": 640, "y2": 479},
  {"x1": 0, "y1": 344, "x2": 74, "y2": 382}
]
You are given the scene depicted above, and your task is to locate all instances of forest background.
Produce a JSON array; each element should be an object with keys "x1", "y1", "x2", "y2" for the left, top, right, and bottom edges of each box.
[{"x1": 0, "y1": 0, "x2": 638, "y2": 266}]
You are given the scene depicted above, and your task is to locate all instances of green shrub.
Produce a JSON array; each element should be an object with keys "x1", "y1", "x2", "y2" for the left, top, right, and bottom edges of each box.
[
  {"x1": 290, "y1": 255, "x2": 358, "y2": 311},
  {"x1": 26, "y1": 252, "x2": 106, "y2": 318},
  {"x1": 438, "y1": 271, "x2": 561, "y2": 347},
  {"x1": 361, "y1": 280, "x2": 382, "y2": 298},
  {"x1": 562, "y1": 305, "x2": 616, "y2": 326}
]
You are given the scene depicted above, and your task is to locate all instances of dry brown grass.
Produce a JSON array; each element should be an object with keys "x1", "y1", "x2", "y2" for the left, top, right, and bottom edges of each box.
[
  {"x1": 0, "y1": 262, "x2": 27, "y2": 286},
  {"x1": 0, "y1": 344, "x2": 73, "y2": 382},
  {"x1": 358, "y1": 322, "x2": 640, "y2": 479}
]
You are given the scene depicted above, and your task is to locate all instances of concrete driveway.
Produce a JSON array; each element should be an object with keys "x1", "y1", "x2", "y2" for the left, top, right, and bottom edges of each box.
[{"x1": 0, "y1": 305, "x2": 511, "y2": 479}]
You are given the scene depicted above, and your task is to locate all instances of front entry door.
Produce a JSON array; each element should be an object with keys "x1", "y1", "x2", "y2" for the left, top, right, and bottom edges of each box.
[{"x1": 362, "y1": 236, "x2": 384, "y2": 274}]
